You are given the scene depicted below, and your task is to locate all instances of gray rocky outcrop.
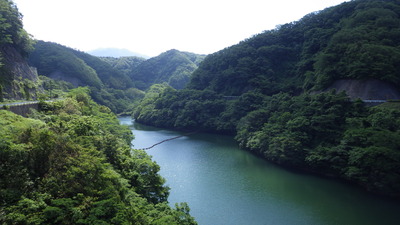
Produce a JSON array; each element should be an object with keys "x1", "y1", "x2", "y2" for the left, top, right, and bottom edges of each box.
[
  {"x1": 0, "y1": 45, "x2": 41, "y2": 100},
  {"x1": 325, "y1": 79, "x2": 400, "y2": 100}
]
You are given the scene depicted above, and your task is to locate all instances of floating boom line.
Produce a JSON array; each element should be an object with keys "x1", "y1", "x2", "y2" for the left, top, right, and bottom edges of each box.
[{"x1": 136, "y1": 131, "x2": 197, "y2": 150}]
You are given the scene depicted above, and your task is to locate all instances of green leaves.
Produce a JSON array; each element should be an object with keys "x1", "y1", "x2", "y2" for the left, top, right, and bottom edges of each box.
[
  {"x1": 134, "y1": 85, "x2": 228, "y2": 132},
  {"x1": 130, "y1": 49, "x2": 205, "y2": 90},
  {"x1": 187, "y1": 0, "x2": 400, "y2": 95},
  {"x1": 130, "y1": 0, "x2": 400, "y2": 199},
  {"x1": 29, "y1": 41, "x2": 103, "y2": 89},
  {"x1": 0, "y1": 0, "x2": 34, "y2": 56},
  {"x1": 0, "y1": 93, "x2": 197, "y2": 224},
  {"x1": 314, "y1": 1, "x2": 400, "y2": 88},
  {"x1": 234, "y1": 91, "x2": 400, "y2": 197}
]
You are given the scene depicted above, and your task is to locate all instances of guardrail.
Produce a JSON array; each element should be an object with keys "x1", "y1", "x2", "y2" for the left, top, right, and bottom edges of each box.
[
  {"x1": 362, "y1": 100, "x2": 387, "y2": 103},
  {"x1": 0, "y1": 100, "x2": 40, "y2": 108},
  {"x1": 1, "y1": 99, "x2": 62, "y2": 117}
]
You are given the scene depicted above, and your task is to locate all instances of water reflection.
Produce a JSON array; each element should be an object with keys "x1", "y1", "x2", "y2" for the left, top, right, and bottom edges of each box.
[{"x1": 120, "y1": 117, "x2": 400, "y2": 225}]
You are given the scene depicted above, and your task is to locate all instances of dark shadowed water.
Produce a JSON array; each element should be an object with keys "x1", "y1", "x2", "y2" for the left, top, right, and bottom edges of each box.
[{"x1": 119, "y1": 117, "x2": 400, "y2": 225}]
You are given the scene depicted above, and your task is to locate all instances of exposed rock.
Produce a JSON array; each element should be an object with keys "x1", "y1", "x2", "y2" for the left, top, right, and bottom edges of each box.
[
  {"x1": 325, "y1": 79, "x2": 400, "y2": 100},
  {"x1": 7, "y1": 102, "x2": 39, "y2": 117},
  {"x1": 48, "y1": 70, "x2": 83, "y2": 87},
  {"x1": 1, "y1": 46, "x2": 38, "y2": 81},
  {"x1": 1, "y1": 45, "x2": 41, "y2": 100}
]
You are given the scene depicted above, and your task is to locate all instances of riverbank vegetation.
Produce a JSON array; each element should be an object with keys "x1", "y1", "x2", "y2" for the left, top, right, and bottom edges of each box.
[
  {"x1": 133, "y1": 0, "x2": 400, "y2": 198},
  {"x1": 134, "y1": 87, "x2": 400, "y2": 197},
  {"x1": 0, "y1": 88, "x2": 197, "y2": 224}
]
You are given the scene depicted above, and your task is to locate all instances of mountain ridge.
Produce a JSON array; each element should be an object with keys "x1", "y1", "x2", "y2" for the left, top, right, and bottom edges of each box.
[
  {"x1": 133, "y1": 0, "x2": 400, "y2": 198},
  {"x1": 188, "y1": 0, "x2": 400, "y2": 98},
  {"x1": 130, "y1": 49, "x2": 206, "y2": 90},
  {"x1": 88, "y1": 48, "x2": 150, "y2": 58}
]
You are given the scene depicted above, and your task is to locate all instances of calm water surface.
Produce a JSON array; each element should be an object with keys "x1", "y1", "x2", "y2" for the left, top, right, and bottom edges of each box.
[{"x1": 119, "y1": 117, "x2": 400, "y2": 225}]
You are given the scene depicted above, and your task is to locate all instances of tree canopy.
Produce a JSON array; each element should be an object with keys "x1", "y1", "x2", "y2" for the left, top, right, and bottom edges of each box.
[
  {"x1": 0, "y1": 0, "x2": 33, "y2": 56},
  {"x1": 0, "y1": 88, "x2": 197, "y2": 224},
  {"x1": 0, "y1": 0, "x2": 35, "y2": 94},
  {"x1": 130, "y1": 49, "x2": 205, "y2": 90},
  {"x1": 133, "y1": 0, "x2": 400, "y2": 198},
  {"x1": 188, "y1": 0, "x2": 400, "y2": 95}
]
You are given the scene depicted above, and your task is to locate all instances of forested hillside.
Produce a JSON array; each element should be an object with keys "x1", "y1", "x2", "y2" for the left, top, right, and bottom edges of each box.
[
  {"x1": 134, "y1": 0, "x2": 400, "y2": 198},
  {"x1": 28, "y1": 42, "x2": 205, "y2": 113},
  {"x1": 130, "y1": 49, "x2": 205, "y2": 90},
  {"x1": 0, "y1": 0, "x2": 32, "y2": 64},
  {"x1": 188, "y1": 0, "x2": 400, "y2": 96},
  {"x1": 0, "y1": 88, "x2": 196, "y2": 224},
  {"x1": 28, "y1": 41, "x2": 144, "y2": 113},
  {"x1": 1, "y1": 1, "x2": 198, "y2": 223},
  {"x1": 100, "y1": 56, "x2": 145, "y2": 77},
  {"x1": 29, "y1": 41, "x2": 103, "y2": 88},
  {"x1": 0, "y1": 0, "x2": 37, "y2": 100}
]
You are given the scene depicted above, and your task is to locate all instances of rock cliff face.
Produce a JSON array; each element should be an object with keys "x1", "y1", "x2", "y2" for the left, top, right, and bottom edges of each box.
[
  {"x1": 47, "y1": 70, "x2": 84, "y2": 87},
  {"x1": 0, "y1": 45, "x2": 41, "y2": 100},
  {"x1": 325, "y1": 79, "x2": 400, "y2": 100}
]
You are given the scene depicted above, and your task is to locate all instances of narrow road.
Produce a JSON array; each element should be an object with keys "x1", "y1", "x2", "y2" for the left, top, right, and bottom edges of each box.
[
  {"x1": 0, "y1": 100, "x2": 40, "y2": 107},
  {"x1": 0, "y1": 99, "x2": 61, "y2": 107},
  {"x1": 362, "y1": 100, "x2": 387, "y2": 103}
]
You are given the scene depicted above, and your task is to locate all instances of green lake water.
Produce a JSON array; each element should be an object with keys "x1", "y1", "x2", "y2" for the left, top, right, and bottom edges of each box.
[{"x1": 119, "y1": 117, "x2": 400, "y2": 225}]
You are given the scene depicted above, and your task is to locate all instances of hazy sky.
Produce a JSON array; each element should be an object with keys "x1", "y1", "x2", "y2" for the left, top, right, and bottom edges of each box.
[{"x1": 13, "y1": 0, "x2": 348, "y2": 57}]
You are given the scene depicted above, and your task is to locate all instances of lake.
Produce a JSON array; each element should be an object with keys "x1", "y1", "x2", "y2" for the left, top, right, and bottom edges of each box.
[{"x1": 119, "y1": 117, "x2": 400, "y2": 225}]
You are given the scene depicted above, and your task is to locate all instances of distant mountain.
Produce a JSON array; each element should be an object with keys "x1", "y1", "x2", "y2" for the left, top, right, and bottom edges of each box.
[
  {"x1": 88, "y1": 48, "x2": 149, "y2": 58},
  {"x1": 130, "y1": 49, "x2": 206, "y2": 90}
]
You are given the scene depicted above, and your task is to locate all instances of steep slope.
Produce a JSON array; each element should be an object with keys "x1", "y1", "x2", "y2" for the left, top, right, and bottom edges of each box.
[
  {"x1": 324, "y1": 79, "x2": 400, "y2": 100},
  {"x1": 0, "y1": 45, "x2": 40, "y2": 100},
  {"x1": 0, "y1": 0, "x2": 38, "y2": 101},
  {"x1": 100, "y1": 56, "x2": 145, "y2": 77},
  {"x1": 29, "y1": 41, "x2": 103, "y2": 88},
  {"x1": 0, "y1": 91, "x2": 196, "y2": 224},
  {"x1": 73, "y1": 49, "x2": 134, "y2": 89},
  {"x1": 28, "y1": 41, "x2": 144, "y2": 113},
  {"x1": 134, "y1": 0, "x2": 400, "y2": 198},
  {"x1": 130, "y1": 49, "x2": 206, "y2": 90},
  {"x1": 188, "y1": 0, "x2": 400, "y2": 98},
  {"x1": 29, "y1": 41, "x2": 135, "y2": 90}
]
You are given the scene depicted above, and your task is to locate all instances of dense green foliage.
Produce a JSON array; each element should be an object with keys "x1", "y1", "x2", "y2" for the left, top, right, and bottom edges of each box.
[
  {"x1": 28, "y1": 42, "x2": 206, "y2": 114},
  {"x1": 312, "y1": 0, "x2": 400, "y2": 89},
  {"x1": 130, "y1": 50, "x2": 205, "y2": 90},
  {"x1": 29, "y1": 41, "x2": 103, "y2": 88},
  {"x1": 89, "y1": 87, "x2": 145, "y2": 114},
  {"x1": 134, "y1": 0, "x2": 400, "y2": 198},
  {"x1": 28, "y1": 41, "x2": 145, "y2": 114},
  {"x1": 100, "y1": 56, "x2": 145, "y2": 77},
  {"x1": 0, "y1": 88, "x2": 197, "y2": 224},
  {"x1": 135, "y1": 86, "x2": 400, "y2": 197},
  {"x1": 0, "y1": 0, "x2": 33, "y2": 57},
  {"x1": 235, "y1": 92, "x2": 400, "y2": 196},
  {"x1": 72, "y1": 50, "x2": 134, "y2": 90},
  {"x1": 0, "y1": 0, "x2": 34, "y2": 93},
  {"x1": 133, "y1": 84, "x2": 227, "y2": 132},
  {"x1": 188, "y1": 0, "x2": 400, "y2": 95}
]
